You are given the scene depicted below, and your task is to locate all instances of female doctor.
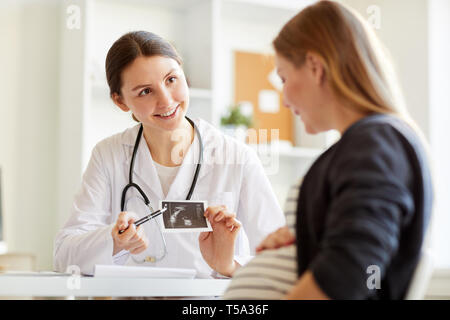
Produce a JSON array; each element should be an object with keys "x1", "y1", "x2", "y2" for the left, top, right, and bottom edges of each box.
[{"x1": 53, "y1": 31, "x2": 285, "y2": 276}]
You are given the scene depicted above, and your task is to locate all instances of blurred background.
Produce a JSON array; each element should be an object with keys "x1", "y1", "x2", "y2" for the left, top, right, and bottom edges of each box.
[{"x1": 0, "y1": 0, "x2": 449, "y2": 298}]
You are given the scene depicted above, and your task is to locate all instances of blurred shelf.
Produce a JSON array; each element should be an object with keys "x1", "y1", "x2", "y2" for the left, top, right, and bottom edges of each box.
[
  {"x1": 222, "y1": 0, "x2": 314, "y2": 24},
  {"x1": 249, "y1": 144, "x2": 323, "y2": 159},
  {"x1": 106, "y1": 0, "x2": 207, "y2": 11},
  {"x1": 224, "y1": 0, "x2": 314, "y2": 11},
  {"x1": 278, "y1": 146, "x2": 323, "y2": 159}
]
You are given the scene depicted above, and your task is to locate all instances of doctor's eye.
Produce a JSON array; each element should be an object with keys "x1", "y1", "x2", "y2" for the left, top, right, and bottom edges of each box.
[
  {"x1": 139, "y1": 88, "x2": 152, "y2": 97},
  {"x1": 167, "y1": 76, "x2": 177, "y2": 84}
]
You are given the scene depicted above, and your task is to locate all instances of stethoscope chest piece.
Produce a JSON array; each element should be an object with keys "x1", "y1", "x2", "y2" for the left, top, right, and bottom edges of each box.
[{"x1": 119, "y1": 116, "x2": 203, "y2": 264}]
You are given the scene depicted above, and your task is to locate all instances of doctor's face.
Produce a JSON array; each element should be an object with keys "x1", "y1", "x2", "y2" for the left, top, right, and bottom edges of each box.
[{"x1": 115, "y1": 55, "x2": 189, "y2": 131}]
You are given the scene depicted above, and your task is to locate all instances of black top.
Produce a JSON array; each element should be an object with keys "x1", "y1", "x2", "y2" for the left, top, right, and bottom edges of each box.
[{"x1": 296, "y1": 114, "x2": 433, "y2": 300}]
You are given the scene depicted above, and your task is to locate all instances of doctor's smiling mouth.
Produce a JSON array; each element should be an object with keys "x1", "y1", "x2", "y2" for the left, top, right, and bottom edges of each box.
[{"x1": 153, "y1": 103, "x2": 181, "y2": 120}]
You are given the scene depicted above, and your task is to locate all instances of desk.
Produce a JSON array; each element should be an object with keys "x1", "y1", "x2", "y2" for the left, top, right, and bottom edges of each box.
[{"x1": 0, "y1": 274, "x2": 231, "y2": 298}]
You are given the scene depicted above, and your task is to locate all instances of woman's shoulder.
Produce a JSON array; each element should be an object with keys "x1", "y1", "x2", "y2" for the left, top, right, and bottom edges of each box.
[
  {"x1": 342, "y1": 113, "x2": 422, "y2": 149},
  {"x1": 326, "y1": 113, "x2": 431, "y2": 188},
  {"x1": 334, "y1": 113, "x2": 428, "y2": 165}
]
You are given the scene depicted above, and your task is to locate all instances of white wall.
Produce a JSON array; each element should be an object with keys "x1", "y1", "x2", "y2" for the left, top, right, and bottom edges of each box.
[
  {"x1": 0, "y1": 2, "x2": 21, "y2": 254},
  {"x1": 0, "y1": 0, "x2": 61, "y2": 270},
  {"x1": 340, "y1": 0, "x2": 430, "y2": 138},
  {"x1": 428, "y1": 0, "x2": 450, "y2": 267}
]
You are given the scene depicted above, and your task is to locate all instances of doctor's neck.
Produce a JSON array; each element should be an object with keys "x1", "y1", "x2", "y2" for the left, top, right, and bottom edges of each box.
[{"x1": 142, "y1": 117, "x2": 194, "y2": 167}]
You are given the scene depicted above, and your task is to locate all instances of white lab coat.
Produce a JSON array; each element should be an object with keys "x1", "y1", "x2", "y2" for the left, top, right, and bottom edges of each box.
[{"x1": 54, "y1": 118, "x2": 285, "y2": 276}]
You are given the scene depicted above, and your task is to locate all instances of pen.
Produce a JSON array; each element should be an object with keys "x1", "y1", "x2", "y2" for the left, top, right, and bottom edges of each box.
[{"x1": 118, "y1": 207, "x2": 167, "y2": 234}]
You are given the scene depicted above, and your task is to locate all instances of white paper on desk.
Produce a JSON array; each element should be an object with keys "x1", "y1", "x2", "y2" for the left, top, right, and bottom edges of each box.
[{"x1": 94, "y1": 265, "x2": 197, "y2": 279}]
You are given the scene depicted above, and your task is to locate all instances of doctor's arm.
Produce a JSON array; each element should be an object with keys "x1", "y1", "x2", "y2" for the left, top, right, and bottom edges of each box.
[
  {"x1": 54, "y1": 144, "x2": 123, "y2": 275},
  {"x1": 199, "y1": 206, "x2": 242, "y2": 277},
  {"x1": 237, "y1": 148, "x2": 286, "y2": 253}
]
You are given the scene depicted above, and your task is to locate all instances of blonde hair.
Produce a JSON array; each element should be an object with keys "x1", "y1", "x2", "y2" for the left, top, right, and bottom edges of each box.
[
  {"x1": 273, "y1": 1, "x2": 434, "y2": 212},
  {"x1": 273, "y1": 0, "x2": 417, "y2": 130}
]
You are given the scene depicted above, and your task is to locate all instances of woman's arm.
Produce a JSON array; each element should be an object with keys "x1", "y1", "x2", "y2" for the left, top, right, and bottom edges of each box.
[
  {"x1": 255, "y1": 226, "x2": 295, "y2": 253},
  {"x1": 237, "y1": 147, "x2": 286, "y2": 252},
  {"x1": 284, "y1": 271, "x2": 330, "y2": 300}
]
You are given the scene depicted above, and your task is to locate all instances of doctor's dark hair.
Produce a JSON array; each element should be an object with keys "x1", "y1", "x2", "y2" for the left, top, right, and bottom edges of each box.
[{"x1": 105, "y1": 31, "x2": 183, "y2": 121}]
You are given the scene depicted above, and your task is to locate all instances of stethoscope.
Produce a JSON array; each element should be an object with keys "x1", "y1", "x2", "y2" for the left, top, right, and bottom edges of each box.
[{"x1": 120, "y1": 116, "x2": 203, "y2": 263}]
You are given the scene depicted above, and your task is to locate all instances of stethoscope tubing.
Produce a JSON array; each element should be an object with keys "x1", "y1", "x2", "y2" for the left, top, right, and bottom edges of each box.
[{"x1": 119, "y1": 116, "x2": 203, "y2": 226}]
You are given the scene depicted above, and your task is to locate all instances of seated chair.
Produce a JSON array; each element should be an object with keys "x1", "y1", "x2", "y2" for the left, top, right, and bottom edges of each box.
[{"x1": 405, "y1": 248, "x2": 434, "y2": 300}]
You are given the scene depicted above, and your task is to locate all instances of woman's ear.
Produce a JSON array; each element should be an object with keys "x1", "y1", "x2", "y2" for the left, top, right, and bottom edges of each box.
[
  {"x1": 111, "y1": 92, "x2": 130, "y2": 112},
  {"x1": 305, "y1": 52, "x2": 326, "y2": 86}
]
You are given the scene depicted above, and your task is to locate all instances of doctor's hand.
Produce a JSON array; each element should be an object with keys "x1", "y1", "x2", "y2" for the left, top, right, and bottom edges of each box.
[
  {"x1": 255, "y1": 226, "x2": 295, "y2": 254},
  {"x1": 111, "y1": 211, "x2": 149, "y2": 256},
  {"x1": 199, "y1": 206, "x2": 242, "y2": 277}
]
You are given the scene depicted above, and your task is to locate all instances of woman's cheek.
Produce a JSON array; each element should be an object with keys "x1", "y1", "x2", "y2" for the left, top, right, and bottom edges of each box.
[
  {"x1": 284, "y1": 83, "x2": 298, "y2": 110},
  {"x1": 282, "y1": 85, "x2": 291, "y2": 108}
]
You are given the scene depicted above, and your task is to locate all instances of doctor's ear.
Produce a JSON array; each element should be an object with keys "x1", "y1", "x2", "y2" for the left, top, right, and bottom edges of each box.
[{"x1": 111, "y1": 92, "x2": 130, "y2": 112}]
